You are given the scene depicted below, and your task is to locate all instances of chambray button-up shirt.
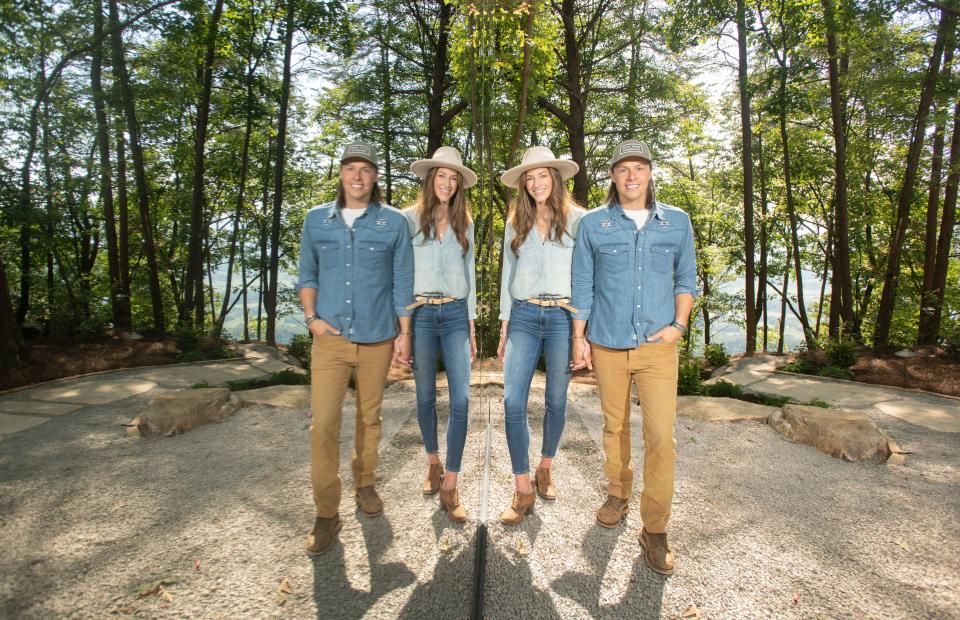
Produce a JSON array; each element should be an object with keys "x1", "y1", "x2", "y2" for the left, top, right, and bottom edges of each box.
[
  {"x1": 571, "y1": 202, "x2": 698, "y2": 349},
  {"x1": 499, "y1": 207, "x2": 585, "y2": 320},
  {"x1": 297, "y1": 200, "x2": 414, "y2": 343},
  {"x1": 402, "y1": 208, "x2": 477, "y2": 320}
]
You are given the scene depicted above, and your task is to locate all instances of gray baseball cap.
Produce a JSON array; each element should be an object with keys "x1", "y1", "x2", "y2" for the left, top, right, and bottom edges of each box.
[
  {"x1": 340, "y1": 142, "x2": 379, "y2": 168},
  {"x1": 610, "y1": 140, "x2": 653, "y2": 168}
]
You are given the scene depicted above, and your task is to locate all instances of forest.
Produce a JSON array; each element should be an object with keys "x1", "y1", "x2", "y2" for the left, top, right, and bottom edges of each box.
[{"x1": 1, "y1": 0, "x2": 957, "y2": 368}]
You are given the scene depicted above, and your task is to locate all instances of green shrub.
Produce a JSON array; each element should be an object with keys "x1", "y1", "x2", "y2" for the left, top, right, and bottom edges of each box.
[
  {"x1": 805, "y1": 398, "x2": 830, "y2": 408},
  {"x1": 782, "y1": 357, "x2": 814, "y2": 374},
  {"x1": 177, "y1": 350, "x2": 205, "y2": 363},
  {"x1": 702, "y1": 380, "x2": 743, "y2": 398},
  {"x1": 758, "y1": 393, "x2": 792, "y2": 407},
  {"x1": 288, "y1": 333, "x2": 312, "y2": 369},
  {"x1": 677, "y1": 359, "x2": 703, "y2": 395},
  {"x1": 270, "y1": 368, "x2": 310, "y2": 385},
  {"x1": 818, "y1": 365, "x2": 854, "y2": 380},
  {"x1": 226, "y1": 378, "x2": 261, "y2": 391},
  {"x1": 174, "y1": 326, "x2": 202, "y2": 353},
  {"x1": 703, "y1": 343, "x2": 730, "y2": 369},
  {"x1": 946, "y1": 332, "x2": 960, "y2": 361},
  {"x1": 825, "y1": 338, "x2": 858, "y2": 369},
  {"x1": 191, "y1": 381, "x2": 210, "y2": 389}
]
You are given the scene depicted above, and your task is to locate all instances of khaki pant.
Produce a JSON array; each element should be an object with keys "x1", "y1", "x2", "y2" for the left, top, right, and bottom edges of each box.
[
  {"x1": 592, "y1": 341, "x2": 678, "y2": 534},
  {"x1": 310, "y1": 334, "x2": 394, "y2": 518}
]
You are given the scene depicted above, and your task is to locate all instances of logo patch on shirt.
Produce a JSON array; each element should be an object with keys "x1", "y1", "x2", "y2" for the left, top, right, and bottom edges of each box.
[
  {"x1": 374, "y1": 218, "x2": 388, "y2": 227},
  {"x1": 657, "y1": 218, "x2": 671, "y2": 227},
  {"x1": 600, "y1": 220, "x2": 613, "y2": 228}
]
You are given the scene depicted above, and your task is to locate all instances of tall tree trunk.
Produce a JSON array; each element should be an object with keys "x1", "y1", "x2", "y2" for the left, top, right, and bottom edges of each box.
[
  {"x1": 92, "y1": 0, "x2": 128, "y2": 328},
  {"x1": 756, "y1": 125, "x2": 769, "y2": 351},
  {"x1": 922, "y1": 97, "x2": 960, "y2": 342},
  {"x1": 116, "y1": 128, "x2": 131, "y2": 319},
  {"x1": 736, "y1": 0, "x2": 756, "y2": 355},
  {"x1": 873, "y1": 9, "x2": 953, "y2": 346},
  {"x1": 821, "y1": 0, "x2": 854, "y2": 339},
  {"x1": 426, "y1": 0, "x2": 454, "y2": 155},
  {"x1": 918, "y1": 43, "x2": 954, "y2": 344},
  {"x1": 0, "y1": 257, "x2": 26, "y2": 367},
  {"x1": 266, "y1": 2, "x2": 295, "y2": 346},
  {"x1": 375, "y1": 7, "x2": 393, "y2": 204},
  {"x1": 108, "y1": 0, "x2": 165, "y2": 333},
  {"x1": 184, "y1": 0, "x2": 225, "y2": 328},
  {"x1": 778, "y1": 239, "x2": 791, "y2": 354}
]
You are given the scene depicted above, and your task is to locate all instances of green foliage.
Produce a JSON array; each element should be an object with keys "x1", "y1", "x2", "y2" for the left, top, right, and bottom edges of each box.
[
  {"x1": 677, "y1": 359, "x2": 703, "y2": 395},
  {"x1": 757, "y1": 393, "x2": 792, "y2": 407},
  {"x1": 817, "y1": 365, "x2": 854, "y2": 380},
  {"x1": 191, "y1": 381, "x2": 210, "y2": 389},
  {"x1": 702, "y1": 380, "x2": 742, "y2": 398},
  {"x1": 782, "y1": 356, "x2": 814, "y2": 374},
  {"x1": 175, "y1": 326, "x2": 203, "y2": 353},
  {"x1": 177, "y1": 350, "x2": 206, "y2": 363},
  {"x1": 703, "y1": 343, "x2": 730, "y2": 368},
  {"x1": 287, "y1": 333, "x2": 312, "y2": 369},
  {"x1": 825, "y1": 338, "x2": 858, "y2": 369},
  {"x1": 947, "y1": 332, "x2": 960, "y2": 362},
  {"x1": 270, "y1": 368, "x2": 310, "y2": 385},
  {"x1": 805, "y1": 398, "x2": 830, "y2": 408}
]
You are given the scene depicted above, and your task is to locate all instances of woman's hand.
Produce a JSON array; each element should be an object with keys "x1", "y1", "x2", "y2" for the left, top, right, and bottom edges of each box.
[
  {"x1": 392, "y1": 333, "x2": 413, "y2": 367},
  {"x1": 570, "y1": 337, "x2": 592, "y2": 370},
  {"x1": 497, "y1": 322, "x2": 509, "y2": 363}
]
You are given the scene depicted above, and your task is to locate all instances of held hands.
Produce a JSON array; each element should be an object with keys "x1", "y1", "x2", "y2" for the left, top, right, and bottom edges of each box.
[
  {"x1": 497, "y1": 331, "x2": 507, "y2": 363},
  {"x1": 392, "y1": 333, "x2": 412, "y2": 367},
  {"x1": 470, "y1": 332, "x2": 477, "y2": 363},
  {"x1": 570, "y1": 337, "x2": 592, "y2": 371}
]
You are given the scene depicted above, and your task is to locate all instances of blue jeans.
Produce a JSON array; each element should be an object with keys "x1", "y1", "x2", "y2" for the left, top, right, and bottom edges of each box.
[
  {"x1": 503, "y1": 300, "x2": 572, "y2": 475},
  {"x1": 412, "y1": 300, "x2": 471, "y2": 472}
]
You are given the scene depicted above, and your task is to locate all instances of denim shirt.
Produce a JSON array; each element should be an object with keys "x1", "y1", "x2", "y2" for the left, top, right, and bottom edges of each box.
[
  {"x1": 402, "y1": 208, "x2": 477, "y2": 320},
  {"x1": 297, "y1": 200, "x2": 414, "y2": 343},
  {"x1": 499, "y1": 207, "x2": 585, "y2": 320},
  {"x1": 571, "y1": 202, "x2": 698, "y2": 349}
]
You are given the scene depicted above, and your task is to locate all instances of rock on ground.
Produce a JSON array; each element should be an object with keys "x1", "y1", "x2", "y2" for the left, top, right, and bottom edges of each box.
[
  {"x1": 677, "y1": 396, "x2": 776, "y2": 423},
  {"x1": 768, "y1": 404, "x2": 891, "y2": 463},
  {"x1": 137, "y1": 388, "x2": 240, "y2": 436}
]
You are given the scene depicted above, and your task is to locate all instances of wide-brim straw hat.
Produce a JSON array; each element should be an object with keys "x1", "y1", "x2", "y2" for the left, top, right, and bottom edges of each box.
[
  {"x1": 500, "y1": 146, "x2": 579, "y2": 189},
  {"x1": 410, "y1": 146, "x2": 478, "y2": 189}
]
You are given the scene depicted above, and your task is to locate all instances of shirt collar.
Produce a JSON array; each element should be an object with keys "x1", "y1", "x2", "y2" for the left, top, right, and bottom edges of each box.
[
  {"x1": 325, "y1": 201, "x2": 381, "y2": 223},
  {"x1": 609, "y1": 201, "x2": 664, "y2": 221}
]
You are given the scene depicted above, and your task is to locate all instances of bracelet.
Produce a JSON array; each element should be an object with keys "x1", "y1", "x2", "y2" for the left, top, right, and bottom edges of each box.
[
  {"x1": 670, "y1": 320, "x2": 687, "y2": 336},
  {"x1": 572, "y1": 336, "x2": 586, "y2": 340},
  {"x1": 305, "y1": 314, "x2": 319, "y2": 324},
  {"x1": 399, "y1": 332, "x2": 412, "y2": 336}
]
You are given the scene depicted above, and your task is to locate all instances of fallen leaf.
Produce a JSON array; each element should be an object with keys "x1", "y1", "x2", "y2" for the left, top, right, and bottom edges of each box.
[
  {"x1": 278, "y1": 578, "x2": 293, "y2": 594},
  {"x1": 194, "y1": 559, "x2": 201, "y2": 571},
  {"x1": 158, "y1": 586, "x2": 174, "y2": 602},
  {"x1": 133, "y1": 578, "x2": 177, "y2": 599},
  {"x1": 439, "y1": 537, "x2": 451, "y2": 553},
  {"x1": 793, "y1": 592, "x2": 800, "y2": 605},
  {"x1": 682, "y1": 603, "x2": 700, "y2": 618},
  {"x1": 515, "y1": 539, "x2": 528, "y2": 556}
]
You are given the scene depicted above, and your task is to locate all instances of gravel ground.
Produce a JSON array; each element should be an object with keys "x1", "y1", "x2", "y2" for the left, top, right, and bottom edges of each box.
[
  {"x1": 485, "y1": 384, "x2": 960, "y2": 619},
  {"x1": 1, "y1": 379, "x2": 958, "y2": 619},
  {"x1": 0, "y1": 383, "x2": 483, "y2": 618}
]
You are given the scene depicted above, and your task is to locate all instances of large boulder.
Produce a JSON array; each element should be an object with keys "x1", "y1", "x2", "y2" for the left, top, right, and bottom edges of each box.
[
  {"x1": 767, "y1": 404, "x2": 891, "y2": 464},
  {"x1": 135, "y1": 388, "x2": 240, "y2": 436},
  {"x1": 678, "y1": 396, "x2": 777, "y2": 422}
]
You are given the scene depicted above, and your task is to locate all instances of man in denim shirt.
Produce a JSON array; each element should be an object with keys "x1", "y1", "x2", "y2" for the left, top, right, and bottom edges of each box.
[
  {"x1": 298, "y1": 142, "x2": 414, "y2": 556},
  {"x1": 571, "y1": 140, "x2": 697, "y2": 576}
]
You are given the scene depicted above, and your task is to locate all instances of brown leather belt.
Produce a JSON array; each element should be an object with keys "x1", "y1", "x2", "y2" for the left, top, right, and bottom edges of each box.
[
  {"x1": 406, "y1": 295, "x2": 459, "y2": 310},
  {"x1": 524, "y1": 297, "x2": 578, "y2": 314}
]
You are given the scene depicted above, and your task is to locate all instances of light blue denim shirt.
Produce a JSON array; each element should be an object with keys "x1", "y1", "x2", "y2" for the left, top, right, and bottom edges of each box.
[
  {"x1": 402, "y1": 208, "x2": 477, "y2": 320},
  {"x1": 499, "y1": 207, "x2": 585, "y2": 320},
  {"x1": 297, "y1": 200, "x2": 414, "y2": 343},
  {"x1": 571, "y1": 202, "x2": 698, "y2": 349}
]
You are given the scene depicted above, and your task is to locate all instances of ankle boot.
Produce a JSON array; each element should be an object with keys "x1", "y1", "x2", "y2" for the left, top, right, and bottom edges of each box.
[
  {"x1": 422, "y1": 463, "x2": 444, "y2": 495},
  {"x1": 499, "y1": 489, "x2": 535, "y2": 525},
  {"x1": 439, "y1": 486, "x2": 468, "y2": 522}
]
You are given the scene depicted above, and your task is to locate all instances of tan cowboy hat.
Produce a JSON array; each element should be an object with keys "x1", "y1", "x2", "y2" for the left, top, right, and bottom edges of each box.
[
  {"x1": 500, "y1": 145, "x2": 579, "y2": 189},
  {"x1": 410, "y1": 146, "x2": 478, "y2": 188}
]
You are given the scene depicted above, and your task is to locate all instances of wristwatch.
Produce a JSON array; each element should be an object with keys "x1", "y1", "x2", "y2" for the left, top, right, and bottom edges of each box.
[{"x1": 305, "y1": 314, "x2": 320, "y2": 325}]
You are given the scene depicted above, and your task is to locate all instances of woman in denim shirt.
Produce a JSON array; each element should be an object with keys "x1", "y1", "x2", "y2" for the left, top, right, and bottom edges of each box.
[
  {"x1": 402, "y1": 147, "x2": 477, "y2": 523},
  {"x1": 497, "y1": 146, "x2": 585, "y2": 525}
]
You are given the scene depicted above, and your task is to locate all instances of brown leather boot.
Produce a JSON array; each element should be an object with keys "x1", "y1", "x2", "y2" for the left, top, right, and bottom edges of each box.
[
  {"x1": 306, "y1": 514, "x2": 342, "y2": 557},
  {"x1": 355, "y1": 486, "x2": 383, "y2": 517},
  {"x1": 639, "y1": 527, "x2": 674, "y2": 575},
  {"x1": 499, "y1": 489, "x2": 535, "y2": 525},
  {"x1": 534, "y1": 466, "x2": 556, "y2": 500},
  {"x1": 423, "y1": 463, "x2": 444, "y2": 495},
  {"x1": 439, "y1": 486, "x2": 468, "y2": 522},
  {"x1": 595, "y1": 495, "x2": 629, "y2": 528}
]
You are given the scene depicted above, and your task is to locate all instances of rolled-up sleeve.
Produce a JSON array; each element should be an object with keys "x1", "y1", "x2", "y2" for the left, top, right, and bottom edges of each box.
[
  {"x1": 392, "y1": 219, "x2": 414, "y2": 317},
  {"x1": 673, "y1": 215, "x2": 699, "y2": 298},
  {"x1": 571, "y1": 219, "x2": 595, "y2": 320},
  {"x1": 297, "y1": 214, "x2": 318, "y2": 291},
  {"x1": 466, "y1": 222, "x2": 477, "y2": 320},
  {"x1": 498, "y1": 225, "x2": 516, "y2": 320}
]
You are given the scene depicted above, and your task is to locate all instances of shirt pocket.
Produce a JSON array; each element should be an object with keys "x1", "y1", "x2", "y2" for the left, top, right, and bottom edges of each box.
[
  {"x1": 649, "y1": 244, "x2": 675, "y2": 274},
  {"x1": 597, "y1": 243, "x2": 631, "y2": 270},
  {"x1": 360, "y1": 240, "x2": 391, "y2": 272},
  {"x1": 316, "y1": 240, "x2": 340, "y2": 271}
]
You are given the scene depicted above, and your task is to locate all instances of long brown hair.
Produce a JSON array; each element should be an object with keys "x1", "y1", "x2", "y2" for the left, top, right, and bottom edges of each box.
[
  {"x1": 412, "y1": 168, "x2": 472, "y2": 255},
  {"x1": 508, "y1": 168, "x2": 578, "y2": 256}
]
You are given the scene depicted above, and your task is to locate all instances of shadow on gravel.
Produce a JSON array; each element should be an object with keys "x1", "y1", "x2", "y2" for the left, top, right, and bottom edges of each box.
[
  {"x1": 310, "y1": 513, "x2": 417, "y2": 619},
  {"x1": 397, "y1": 527, "x2": 477, "y2": 618},
  {"x1": 550, "y1": 525, "x2": 665, "y2": 618}
]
